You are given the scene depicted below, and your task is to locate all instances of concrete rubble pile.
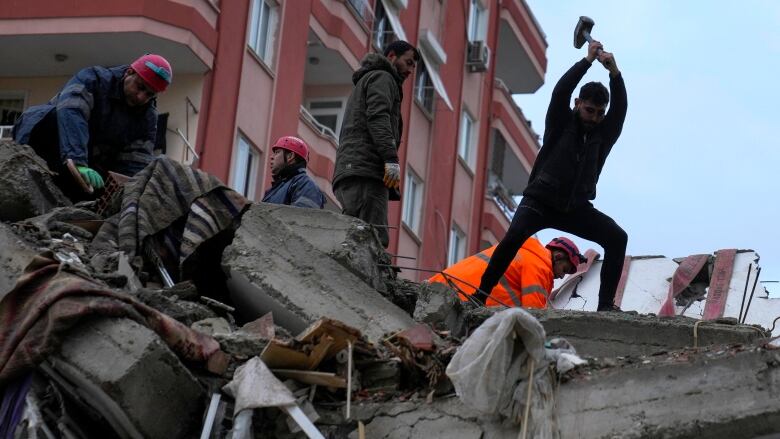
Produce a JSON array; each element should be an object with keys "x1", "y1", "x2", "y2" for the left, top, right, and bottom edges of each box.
[{"x1": 1, "y1": 140, "x2": 779, "y2": 438}]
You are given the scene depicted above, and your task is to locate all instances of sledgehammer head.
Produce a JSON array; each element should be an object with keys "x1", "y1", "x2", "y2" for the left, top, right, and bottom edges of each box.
[{"x1": 574, "y1": 16, "x2": 595, "y2": 49}]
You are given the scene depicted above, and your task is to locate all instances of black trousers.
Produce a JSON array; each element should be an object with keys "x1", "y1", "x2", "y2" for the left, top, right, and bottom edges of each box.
[
  {"x1": 479, "y1": 196, "x2": 627, "y2": 308},
  {"x1": 334, "y1": 176, "x2": 390, "y2": 248}
]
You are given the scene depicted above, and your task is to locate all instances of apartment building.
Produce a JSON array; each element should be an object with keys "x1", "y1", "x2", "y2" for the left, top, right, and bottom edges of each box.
[{"x1": 0, "y1": 0, "x2": 547, "y2": 280}]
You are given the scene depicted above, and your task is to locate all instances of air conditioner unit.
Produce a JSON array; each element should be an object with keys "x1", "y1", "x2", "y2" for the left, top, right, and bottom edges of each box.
[{"x1": 466, "y1": 40, "x2": 490, "y2": 72}]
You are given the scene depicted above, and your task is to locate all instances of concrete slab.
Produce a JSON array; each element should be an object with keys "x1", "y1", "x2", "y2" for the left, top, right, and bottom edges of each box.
[
  {"x1": 50, "y1": 317, "x2": 204, "y2": 439},
  {"x1": 222, "y1": 204, "x2": 415, "y2": 342},
  {"x1": 529, "y1": 309, "x2": 766, "y2": 358},
  {"x1": 0, "y1": 222, "x2": 37, "y2": 298},
  {"x1": 0, "y1": 141, "x2": 70, "y2": 222},
  {"x1": 556, "y1": 347, "x2": 780, "y2": 438},
  {"x1": 255, "y1": 203, "x2": 391, "y2": 292},
  {"x1": 346, "y1": 346, "x2": 780, "y2": 438}
]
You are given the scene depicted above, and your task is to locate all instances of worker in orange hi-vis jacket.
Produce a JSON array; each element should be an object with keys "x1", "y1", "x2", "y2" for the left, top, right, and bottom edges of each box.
[{"x1": 428, "y1": 237, "x2": 585, "y2": 309}]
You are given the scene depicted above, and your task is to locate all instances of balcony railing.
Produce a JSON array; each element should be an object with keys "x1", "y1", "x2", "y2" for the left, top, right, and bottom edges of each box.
[
  {"x1": 300, "y1": 106, "x2": 338, "y2": 142},
  {"x1": 344, "y1": 0, "x2": 375, "y2": 31},
  {"x1": 487, "y1": 171, "x2": 518, "y2": 220}
]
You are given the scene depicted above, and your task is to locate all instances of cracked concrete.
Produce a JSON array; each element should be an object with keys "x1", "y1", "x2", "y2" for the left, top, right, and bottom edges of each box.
[
  {"x1": 343, "y1": 346, "x2": 780, "y2": 439},
  {"x1": 0, "y1": 222, "x2": 37, "y2": 298},
  {"x1": 222, "y1": 203, "x2": 415, "y2": 342},
  {"x1": 528, "y1": 309, "x2": 766, "y2": 357},
  {"x1": 0, "y1": 141, "x2": 70, "y2": 221}
]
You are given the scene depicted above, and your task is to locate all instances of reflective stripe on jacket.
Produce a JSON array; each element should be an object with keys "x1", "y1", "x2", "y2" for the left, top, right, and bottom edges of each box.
[{"x1": 428, "y1": 237, "x2": 553, "y2": 309}]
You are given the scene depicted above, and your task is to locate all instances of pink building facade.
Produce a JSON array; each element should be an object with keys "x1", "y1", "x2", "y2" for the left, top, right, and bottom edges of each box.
[{"x1": 0, "y1": 0, "x2": 547, "y2": 280}]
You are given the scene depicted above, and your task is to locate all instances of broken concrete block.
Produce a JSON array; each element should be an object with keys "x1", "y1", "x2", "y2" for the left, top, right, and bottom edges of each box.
[
  {"x1": 359, "y1": 359, "x2": 402, "y2": 392},
  {"x1": 413, "y1": 282, "x2": 465, "y2": 335},
  {"x1": 556, "y1": 348, "x2": 780, "y2": 438},
  {"x1": 214, "y1": 331, "x2": 270, "y2": 359},
  {"x1": 222, "y1": 204, "x2": 415, "y2": 342},
  {"x1": 192, "y1": 317, "x2": 232, "y2": 336},
  {"x1": 50, "y1": 317, "x2": 204, "y2": 439},
  {"x1": 529, "y1": 309, "x2": 766, "y2": 357},
  {"x1": 0, "y1": 222, "x2": 37, "y2": 298},
  {"x1": 0, "y1": 141, "x2": 71, "y2": 221},
  {"x1": 254, "y1": 203, "x2": 391, "y2": 292},
  {"x1": 134, "y1": 287, "x2": 217, "y2": 326},
  {"x1": 348, "y1": 399, "x2": 489, "y2": 439}
]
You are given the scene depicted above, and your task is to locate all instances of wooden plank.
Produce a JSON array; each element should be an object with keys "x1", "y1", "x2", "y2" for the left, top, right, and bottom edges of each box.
[
  {"x1": 272, "y1": 369, "x2": 347, "y2": 388},
  {"x1": 260, "y1": 341, "x2": 311, "y2": 369}
]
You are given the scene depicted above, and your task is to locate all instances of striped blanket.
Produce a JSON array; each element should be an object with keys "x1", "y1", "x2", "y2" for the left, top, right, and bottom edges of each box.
[{"x1": 93, "y1": 157, "x2": 249, "y2": 278}]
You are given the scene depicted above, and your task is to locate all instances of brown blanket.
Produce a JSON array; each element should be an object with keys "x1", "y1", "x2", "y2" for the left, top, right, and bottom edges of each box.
[{"x1": 0, "y1": 252, "x2": 227, "y2": 385}]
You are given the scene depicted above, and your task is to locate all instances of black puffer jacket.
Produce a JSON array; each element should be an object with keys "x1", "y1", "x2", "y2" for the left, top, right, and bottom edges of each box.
[
  {"x1": 523, "y1": 58, "x2": 627, "y2": 212},
  {"x1": 332, "y1": 53, "x2": 403, "y2": 188}
]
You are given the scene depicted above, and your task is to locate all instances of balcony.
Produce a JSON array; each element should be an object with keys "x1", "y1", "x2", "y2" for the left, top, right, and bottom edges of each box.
[
  {"x1": 0, "y1": 0, "x2": 218, "y2": 78},
  {"x1": 495, "y1": 0, "x2": 547, "y2": 93},
  {"x1": 312, "y1": 0, "x2": 374, "y2": 66}
]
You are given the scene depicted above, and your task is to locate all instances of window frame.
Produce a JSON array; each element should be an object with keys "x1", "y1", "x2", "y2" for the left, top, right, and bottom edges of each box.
[
  {"x1": 305, "y1": 97, "x2": 348, "y2": 140},
  {"x1": 248, "y1": 0, "x2": 278, "y2": 65},
  {"x1": 467, "y1": 0, "x2": 487, "y2": 42},
  {"x1": 231, "y1": 133, "x2": 260, "y2": 199},
  {"x1": 458, "y1": 109, "x2": 477, "y2": 168},
  {"x1": 0, "y1": 91, "x2": 26, "y2": 134},
  {"x1": 413, "y1": 59, "x2": 435, "y2": 115},
  {"x1": 447, "y1": 225, "x2": 467, "y2": 266},
  {"x1": 402, "y1": 168, "x2": 424, "y2": 235}
]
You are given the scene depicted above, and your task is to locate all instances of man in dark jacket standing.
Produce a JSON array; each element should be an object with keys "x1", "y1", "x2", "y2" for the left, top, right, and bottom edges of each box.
[
  {"x1": 13, "y1": 54, "x2": 172, "y2": 198},
  {"x1": 262, "y1": 136, "x2": 325, "y2": 209},
  {"x1": 477, "y1": 40, "x2": 628, "y2": 312},
  {"x1": 332, "y1": 40, "x2": 418, "y2": 248}
]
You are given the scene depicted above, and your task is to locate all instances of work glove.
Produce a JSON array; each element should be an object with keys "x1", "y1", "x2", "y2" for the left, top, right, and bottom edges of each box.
[
  {"x1": 383, "y1": 163, "x2": 401, "y2": 190},
  {"x1": 77, "y1": 166, "x2": 105, "y2": 189}
]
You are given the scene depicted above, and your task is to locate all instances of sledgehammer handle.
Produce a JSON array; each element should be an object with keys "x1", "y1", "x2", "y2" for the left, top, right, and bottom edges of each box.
[{"x1": 582, "y1": 30, "x2": 604, "y2": 55}]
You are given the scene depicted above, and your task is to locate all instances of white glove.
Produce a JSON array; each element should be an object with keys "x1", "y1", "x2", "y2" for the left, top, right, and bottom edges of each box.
[{"x1": 383, "y1": 163, "x2": 401, "y2": 190}]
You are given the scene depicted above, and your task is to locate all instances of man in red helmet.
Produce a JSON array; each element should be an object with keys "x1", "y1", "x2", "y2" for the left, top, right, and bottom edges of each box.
[
  {"x1": 261, "y1": 136, "x2": 325, "y2": 208},
  {"x1": 13, "y1": 54, "x2": 173, "y2": 198},
  {"x1": 429, "y1": 236, "x2": 584, "y2": 309}
]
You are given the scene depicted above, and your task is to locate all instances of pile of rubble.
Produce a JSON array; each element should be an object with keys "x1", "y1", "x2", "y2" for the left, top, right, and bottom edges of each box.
[{"x1": 1, "y1": 140, "x2": 780, "y2": 438}]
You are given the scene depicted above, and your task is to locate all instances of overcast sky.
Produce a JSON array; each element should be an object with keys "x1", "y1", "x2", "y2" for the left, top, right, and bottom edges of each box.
[{"x1": 512, "y1": 1, "x2": 780, "y2": 294}]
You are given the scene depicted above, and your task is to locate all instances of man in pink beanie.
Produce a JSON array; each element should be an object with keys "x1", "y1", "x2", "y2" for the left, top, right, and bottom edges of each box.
[{"x1": 13, "y1": 54, "x2": 173, "y2": 198}]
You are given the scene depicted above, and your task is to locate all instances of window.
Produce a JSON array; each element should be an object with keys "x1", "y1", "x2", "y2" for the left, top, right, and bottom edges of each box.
[
  {"x1": 347, "y1": 0, "x2": 371, "y2": 23},
  {"x1": 402, "y1": 168, "x2": 423, "y2": 235},
  {"x1": 248, "y1": 0, "x2": 277, "y2": 64},
  {"x1": 0, "y1": 92, "x2": 24, "y2": 139},
  {"x1": 467, "y1": 0, "x2": 486, "y2": 42},
  {"x1": 414, "y1": 60, "x2": 435, "y2": 114},
  {"x1": 458, "y1": 110, "x2": 476, "y2": 167},
  {"x1": 372, "y1": 1, "x2": 396, "y2": 52},
  {"x1": 306, "y1": 98, "x2": 347, "y2": 140},
  {"x1": 448, "y1": 226, "x2": 467, "y2": 266},
  {"x1": 231, "y1": 134, "x2": 259, "y2": 198}
]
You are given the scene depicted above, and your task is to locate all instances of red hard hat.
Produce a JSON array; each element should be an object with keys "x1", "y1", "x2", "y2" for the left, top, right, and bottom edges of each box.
[
  {"x1": 272, "y1": 136, "x2": 309, "y2": 162},
  {"x1": 130, "y1": 54, "x2": 173, "y2": 93},
  {"x1": 546, "y1": 237, "x2": 587, "y2": 268}
]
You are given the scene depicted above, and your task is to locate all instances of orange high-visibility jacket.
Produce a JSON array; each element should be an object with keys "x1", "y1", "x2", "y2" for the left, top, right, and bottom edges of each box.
[{"x1": 428, "y1": 237, "x2": 553, "y2": 308}]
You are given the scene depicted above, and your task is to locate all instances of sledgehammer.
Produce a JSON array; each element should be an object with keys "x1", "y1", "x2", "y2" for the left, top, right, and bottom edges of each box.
[{"x1": 574, "y1": 16, "x2": 603, "y2": 55}]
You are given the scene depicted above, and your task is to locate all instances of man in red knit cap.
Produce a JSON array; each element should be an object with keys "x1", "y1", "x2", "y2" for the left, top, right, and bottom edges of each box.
[{"x1": 14, "y1": 54, "x2": 173, "y2": 198}]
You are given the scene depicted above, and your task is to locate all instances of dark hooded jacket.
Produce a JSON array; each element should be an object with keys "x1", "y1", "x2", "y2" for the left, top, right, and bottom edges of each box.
[
  {"x1": 13, "y1": 65, "x2": 157, "y2": 176},
  {"x1": 523, "y1": 58, "x2": 627, "y2": 212},
  {"x1": 332, "y1": 53, "x2": 403, "y2": 189}
]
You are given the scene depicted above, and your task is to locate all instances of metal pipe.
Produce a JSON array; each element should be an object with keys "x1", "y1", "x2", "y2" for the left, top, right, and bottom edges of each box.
[
  {"x1": 738, "y1": 263, "x2": 753, "y2": 324},
  {"x1": 742, "y1": 266, "x2": 762, "y2": 324},
  {"x1": 387, "y1": 254, "x2": 416, "y2": 260}
]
